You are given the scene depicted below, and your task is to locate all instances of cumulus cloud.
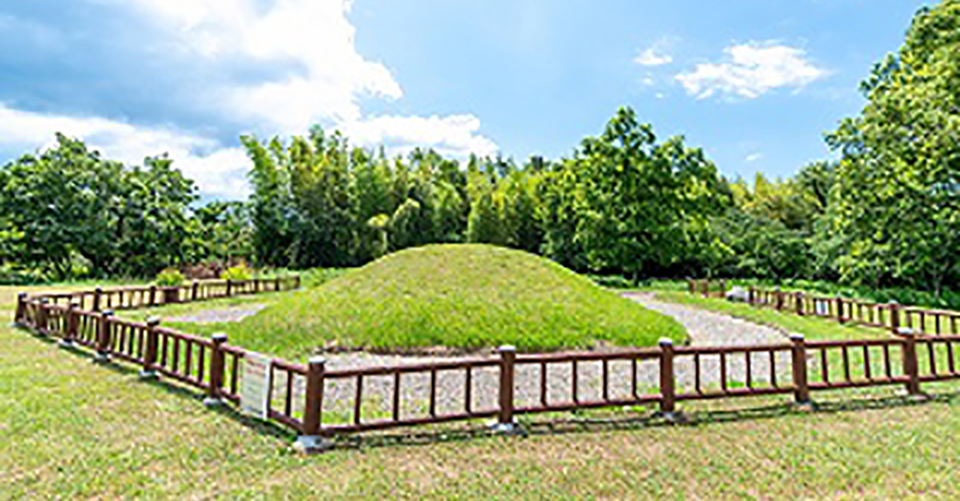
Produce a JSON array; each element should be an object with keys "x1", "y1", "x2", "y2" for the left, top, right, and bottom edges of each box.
[
  {"x1": 124, "y1": 0, "x2": 402, "y2": 130},
  {"x1": 634, "y1": 40, "x2": 673, "y2": 67},
  {"x1": 676, "y1": 42, "x2": 828, "y2": 99},
  {"x1": 0, "y1": 105, "x2": 251, "y2": 199},
  {"x1": 0, "y1": 0, "x2": 499, "y2": 198},
  {"x1": 745, "y1": 153, "x2": 763, "y2": 162},
  {"x1": 340, "y1": 115, "x2": 499, "y2": 158},
  {"x1": 634, "y1": 48, "x2": 672, "y2": 67}
]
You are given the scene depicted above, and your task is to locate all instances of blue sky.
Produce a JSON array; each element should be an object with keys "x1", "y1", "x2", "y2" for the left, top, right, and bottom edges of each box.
[{"x1": 0, "y1": 0, "x2": 931, "y2": 198}]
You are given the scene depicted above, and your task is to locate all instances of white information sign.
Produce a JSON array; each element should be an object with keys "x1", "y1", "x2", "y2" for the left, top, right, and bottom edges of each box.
[{"x1": 240, "y1": 351, "x2": 272, "y2": 419}]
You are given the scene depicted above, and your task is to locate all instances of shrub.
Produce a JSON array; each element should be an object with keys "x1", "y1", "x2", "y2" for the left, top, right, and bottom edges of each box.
[
  {"x1": 155, "y1": 268, "x2": 186, "y2": 286},
  {"x1": 221, "y1": 264, "x2": 253, "y2": 281}
]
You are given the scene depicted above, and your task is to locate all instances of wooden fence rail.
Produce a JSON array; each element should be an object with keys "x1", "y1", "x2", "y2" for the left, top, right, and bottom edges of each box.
[
  {"x1": 15, "y1": 276, "x2": 960, "y2": 452},
  {"x1": 687, "y1": 279, "x2": 960, "y2": 338}
]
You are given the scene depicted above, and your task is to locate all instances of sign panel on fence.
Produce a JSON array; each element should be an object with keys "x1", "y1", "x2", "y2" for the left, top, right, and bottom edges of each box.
[{"x1": 240, "y1": 352, "x2": 272, "y2": 419}]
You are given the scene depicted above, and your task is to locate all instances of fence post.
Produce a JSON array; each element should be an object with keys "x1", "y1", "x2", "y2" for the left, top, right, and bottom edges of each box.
[
  {"x1": 36, "y1": 298, "x2": 50, "y2": 335},
  {"x1": 294, "y1": 275, "x2": 301, "y2": 289},
  {"x1": 836, "y1": 296, "x2": 845, "y2": 323},
  {"x1": 790, "y1": 334, "x2": 812, "y2": 408},
  {"x1": 795, "y1": 292, "x2": 805, "y2": 316},
  {"x1": 493, "y1": 345, "x2": 522, "y2": 434},
  {"x1": 888, "y1": 301, "x2": 900, "y2": 335},
  {"x1": 748, "y1": 286, "x2": 755, "y2": 305},
  {"x1": 148, "y1": 285, "x2": 156, "y2": 306},
  {"x1": 204, "y1": 333, "x2": 229, "y2": 407},
  {"x1": 700, "y1": 280, "x2": 709, "y2": 298},
  {"x1": 719, "y1": 280, "x2": 727, "y2": 299},
  {"x1": 140, "y1": 317, "x2": 161, "y2": 379},
  {"x1": 899, "y1": 327, "x2": 923, "y2": 397},
  {"x1": 14, "y1": 292, "x2": 27, "y2": 326},
  {"x1": 774, "y1": 287, "x2": 783, "y2": 311},
  {"x1": 254, "y1": 278, "x2": 260, "y2": 294},
  {"x1": 687, "y1": 279, "x2": 695, "y2": 294},
  {"x1": 190, "y1": 280, "x2": 199, "y2": 302},
  {"x1": 95, "y1": 310, "x2": 114, "y2": 362},
  {"x1": 93, "y1": 287, "x2": 102, "y2": 312},
  {"x1": 295, "y1": 356, "x2": 330, "y2": 453},
  {"x1": 659, "y1": 338, "x2": 679, "y2": 421},
  {"x1": 226, "y1": 279, "x2": 233, "y2": 297},
  {"x1": 59, "y1": 302, "x2": 79, "y2": 347}
]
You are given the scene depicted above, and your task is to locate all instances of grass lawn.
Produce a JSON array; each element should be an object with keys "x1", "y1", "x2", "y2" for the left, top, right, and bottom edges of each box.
[
  {"x1": 5, "y1": 312, "x2": 960, "y2": 499},
  {"x1": 156, "y1": 245, "x2": 687, "y2": 360}
]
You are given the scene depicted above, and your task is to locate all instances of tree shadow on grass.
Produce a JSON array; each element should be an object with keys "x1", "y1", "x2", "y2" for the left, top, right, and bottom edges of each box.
[
  {"x1": 19, "y1": 326, "x2": 960, "y2": 453},
  {"x1": 320, "y1": 392, "x2": 960, "y2": 451}
]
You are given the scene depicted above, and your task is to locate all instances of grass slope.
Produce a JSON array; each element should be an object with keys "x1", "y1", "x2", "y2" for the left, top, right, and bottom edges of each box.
[{"x1": 210, "y1": 245, "x2": 685, "y2": 359}]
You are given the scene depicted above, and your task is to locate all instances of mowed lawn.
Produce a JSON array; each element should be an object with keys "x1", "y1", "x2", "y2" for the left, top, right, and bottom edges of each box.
[{"x1": 4, "y1": 287, "x2": 960, "y2": 499}]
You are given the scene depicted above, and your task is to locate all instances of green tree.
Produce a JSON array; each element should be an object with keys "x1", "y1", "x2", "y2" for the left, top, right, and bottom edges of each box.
[{"x1": 826, "y1": 0, "x2": 960, "y2": 295}]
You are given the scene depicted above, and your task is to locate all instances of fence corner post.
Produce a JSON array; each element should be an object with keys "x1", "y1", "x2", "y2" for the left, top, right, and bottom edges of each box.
[
  {"x1": 295, "y1": 356, "x2": 330, "y2": 453},
  {"x1": 14, "y1": 292, "x2": 27, "y2": 326},
  {"x1": 204, "y1": 333, "x2": 229, "y2": 407},
  {"x1": 94, "y1": 309, "x2": 114, "y2": 363},
  {"x1": 59, "y1": 302, "x2": 80, "y2": 348},
  {"x1": 491, "y1": 345, "x2": 523, "y2": 435},
  {"x1": 789, "y1": 334, "x2": 813, "y2": 409},
  {"x1": 140, "y1": 316, "x2": 161, "y2": 379},
  {"x1": 795, "y1": 292, "x2": 805, "y2": 316},
  {"x1": 658, "y1": 338, "x2": 680, "y2": 422},
  {"x1": 898, "y1": 327, "x2": 925, "y2": 398}
]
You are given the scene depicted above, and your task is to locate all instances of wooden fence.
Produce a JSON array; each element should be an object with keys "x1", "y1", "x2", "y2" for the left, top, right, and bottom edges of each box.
[
  {"x1": 688, "y1": 279, "x2": 960, "y2": 337},
  {"x1": 15, "y1": 275, "x2": 960, "y2": 452}
]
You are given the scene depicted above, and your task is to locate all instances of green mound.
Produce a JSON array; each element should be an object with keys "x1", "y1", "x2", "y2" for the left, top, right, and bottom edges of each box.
[{"x1": 232, "y1": 245, "x2": 686, "y2": 359}]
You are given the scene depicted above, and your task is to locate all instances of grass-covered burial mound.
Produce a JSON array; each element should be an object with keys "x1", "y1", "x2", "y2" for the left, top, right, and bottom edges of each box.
[{"x1": 233, "y1": 245, "x2": 685, "y2": 359}]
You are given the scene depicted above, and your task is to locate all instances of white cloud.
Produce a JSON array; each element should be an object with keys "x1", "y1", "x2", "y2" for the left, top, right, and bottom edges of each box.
[
  {"x1": 9, "y1": 0, "x2": 500, "y2": 198},
  {"x1": 634, "y1": 45, "x2": 673, "y2": 67},
  {"x1": 745, "y1": 153, "x2": 763, "y2": 162},
  {"x1": 675, "y1": 42, "x2": 828, "y2": 99},
  {"x1": 126, "y1": 0, "x2": 402, "y2": 130},
  {"x1": 0, "y1": 105, "x2": 251, "y2": 199},
  {"x1": 340, "y1": 115, "x2": 499, "y2": 158}
]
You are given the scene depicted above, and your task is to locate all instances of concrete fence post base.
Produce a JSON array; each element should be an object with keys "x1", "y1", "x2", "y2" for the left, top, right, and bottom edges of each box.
[
  {"x1": 293, "y1": 435, "x2": 333, "y2": 453},
  {"x1": 657, "y1": 411, "x2": 688, "y2": 424},
  {"x1": 202, "y1": 397, "x2": 224, "y2": 407},
  {"x1": 489, "y1": 421, "x2": 525, "y2": 436}
]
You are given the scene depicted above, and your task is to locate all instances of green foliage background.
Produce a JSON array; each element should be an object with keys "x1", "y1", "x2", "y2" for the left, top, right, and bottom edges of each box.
[{"x1": 1, "y1": 1, "x2": 957, "y2": 303}]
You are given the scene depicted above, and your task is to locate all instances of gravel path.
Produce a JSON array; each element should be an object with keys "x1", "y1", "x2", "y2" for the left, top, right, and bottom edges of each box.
[
  {"x1": 278, "y1": 292, "x2": 797, "y2": 420},
  {"x1": 167, "y1": 304, "x2": 266, "y2": 323}
]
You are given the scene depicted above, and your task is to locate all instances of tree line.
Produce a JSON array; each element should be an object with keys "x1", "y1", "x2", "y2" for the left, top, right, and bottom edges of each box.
[{"x1": 0, "y1": 0, "x2": 956, "y2": 296}]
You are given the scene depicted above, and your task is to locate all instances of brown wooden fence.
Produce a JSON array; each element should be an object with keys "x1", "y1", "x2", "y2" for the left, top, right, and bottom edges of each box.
[
  {"x1": 15, "y1": 277, "x2": 960, "y2": 452},
  {"x1": 688, "y1": 279, "x2": 960, "y2": 337}
]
